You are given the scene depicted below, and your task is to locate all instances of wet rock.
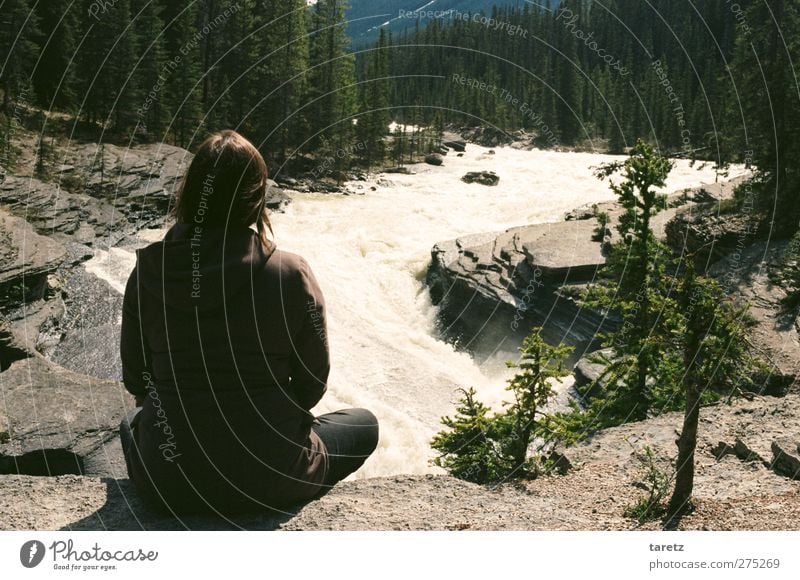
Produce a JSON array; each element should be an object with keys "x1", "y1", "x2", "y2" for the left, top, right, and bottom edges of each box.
[
  {"x1": 383, "y1": 166, "x2": 415, "y2": 175},
  {"x1": 0, "y1": 208, "x2": 66, "y2": 309},
  {"x1": 46, "y1": 264, "x2": 124, "y2": 381},
  {"x1": 0, "y1": 357, "x2": 133, "y2": 476},
  {"x1": 442, "y1": 132, "x2": 466, "y2": 152},
  {"x1": 426, "y1": 220, "x2": 613, "y2": 360},
  {"x1": 425, "y1": 153, "x2": 443, "y2": 166},
  {"x1": 443, "y1": 140, "x2": 466, "y2": 152},
  {"x1": 265, "y1": 185, "x2": 291, "y2": 211},
  {"x1": 461, "y1": 171, "x2": 499, "y2": 186},
  {"x1": 458, "y1": 127, "x2": 513, "y2": 148}
]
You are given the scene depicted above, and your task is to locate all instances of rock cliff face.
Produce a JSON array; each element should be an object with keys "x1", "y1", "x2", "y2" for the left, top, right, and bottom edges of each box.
[
  {"x1": 426, "y1": 221, "x2": 612, "y2": 361},
  {"x1": 1, "y1": 143, "x2": 290, "y2": 247},
  {"x1": 426, "y1": 194, "x2": 689, "y2": 360},
  {"x1": 0, "y1": 208, "x2": 66, "y2": 310},
  {"x1": 0, "y1": 141, "x2": 293, "y2": 382}
]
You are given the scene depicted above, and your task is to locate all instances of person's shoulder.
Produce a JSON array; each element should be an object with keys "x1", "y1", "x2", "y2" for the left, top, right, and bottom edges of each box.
[{"x1": 267, "y1": 249, "x2": 314, "y2": 282}]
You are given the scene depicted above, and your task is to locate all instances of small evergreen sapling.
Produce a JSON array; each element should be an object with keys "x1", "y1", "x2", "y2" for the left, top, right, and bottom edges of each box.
[{"x1": 431, "y1": 329, "x2": 573, "y2": 483}]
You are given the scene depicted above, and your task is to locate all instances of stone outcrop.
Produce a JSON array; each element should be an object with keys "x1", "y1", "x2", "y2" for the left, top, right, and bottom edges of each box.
[
  {"x1": 426, "y1": 218, "x2": 616, "y2": 359},
  {"x1": 771, "y1": 439, "x2": 800, "y2": 480},
  {"x1": 441, "y1": 131, "x2": 467, "y2": 152},
  {"x1": 0, "y1": 357, "x2": 133, "y2": 477},
  {"x1": 0, "y1": 320, "x2": 31, "y2": 371},
  {"x1": 425, "y1": 181, "x2": 753, "y2": 364},
  {"x1": 0, "y1": 208, "x2": 66, "y2": 309},
  {"x1": 0, "y1": 173, "x2": 128, "y2": 245},
  {"x1": 0, "y1": 143, "x2": 291, "y2": 247},
  {"x1": 461, "y1": 171, "x2": 499, "y2": 186}
]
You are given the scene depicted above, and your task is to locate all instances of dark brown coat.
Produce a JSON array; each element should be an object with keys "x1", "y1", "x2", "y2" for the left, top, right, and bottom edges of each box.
[{"x1": 121, "y1": 223, "x2": 329, "y2": 513}]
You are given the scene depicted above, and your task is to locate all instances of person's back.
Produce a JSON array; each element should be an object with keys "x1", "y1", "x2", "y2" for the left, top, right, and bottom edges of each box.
[{"x1": 119, "y1": 131, "x2": 379, "y2": 515}]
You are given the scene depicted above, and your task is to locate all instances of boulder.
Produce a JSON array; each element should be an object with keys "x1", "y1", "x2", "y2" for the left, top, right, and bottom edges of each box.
[
  {"x1": 425, "y1": 153, "x2": 444, "y2": 166},
  {"x1": 0, "y1": 208, "x2": 66, "y2": 309},
  {"x1": 0, "y1": 357, "x2": 133, "y2": 476},
  {"x1": 573, "y1": 349, "x2": 614, "y2": 395},
  {"x1": 442, "y1": 140, "x2": 466, "y2": 152},
  {"x1": 265, "y1": 184, "x2": 291, "y2": 211},
  {"x1": 461, "y1": 171, "x2": 499, "y2": 186},
  {"x1": 771, "y1": 439, "x2": 800, "y2": 480},
  {"x1": 383, "y1": 166, "x2": 415, "y2": 175},
  {"x1": 442, "y1": 135, "x2": 466, "y2": 152}
]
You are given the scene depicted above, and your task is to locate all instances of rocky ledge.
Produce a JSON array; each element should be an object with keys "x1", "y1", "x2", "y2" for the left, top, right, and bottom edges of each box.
[
  {"x1": 426, "y1": 176, "x2": 799, "y2": 391},
  {"x1": 0, "y1": 389, "x2": 796, "y2": 531},
  {"x1": 426, "y1": 184, "x2": 700, "y2": 359}
]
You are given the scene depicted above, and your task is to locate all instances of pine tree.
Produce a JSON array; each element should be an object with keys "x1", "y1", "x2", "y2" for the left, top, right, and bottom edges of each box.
[
  {"x1": 247, "y1": 0, "x2": 310, "y2": 161},
  {"x1": 306, "y1": 0, "x2": 357, "y2": 155},
  {"x1": 432, "y1": 327, "x2": 573, "y2": 483},
  {"x1": 430, "y1": 387, "x2": 501, "y2": 484},
  {"x1": 77, "y1": 0, "x2": 139, "y2": 132},
  {"x1": 665, "y1": 257, "x2": 756, "y2": 521},
  {"x1": 130, "y1": 0, "x2": 167, "y2": 139},
  {"x1": 553, "y1": 0, "x2": 583, "y2": 145},
  {"x1": 356, "y1": 27, "x2": 389, "y2": 167},
  {"x1": 501, "y1": 332, "x2": 573, "y2": 473},
  {"x1": 727, "y1": 0, "x2": 800, "y2": 235},
  {"x1": 0, "y1": 0, "x2": 40, "y2": 113},
  {"x1": 591, "y1": 141, "x2": 673, "y2": 421},
  {"x1": 160, "y1": 1, "x2": 204, "y2": 147},
  {"x1": 32, "y1": 0, "x2": 78, "y2": 110}
]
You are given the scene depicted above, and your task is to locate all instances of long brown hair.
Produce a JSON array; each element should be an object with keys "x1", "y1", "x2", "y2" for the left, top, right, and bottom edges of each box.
[{"x1": 173, "y1": 130, "x2": 272, "y2": 246}]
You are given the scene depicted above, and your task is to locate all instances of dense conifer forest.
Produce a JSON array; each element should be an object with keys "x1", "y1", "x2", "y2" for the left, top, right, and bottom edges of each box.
[{"x1": 1, "y1": 0, "x2": 798, "y2": 232}]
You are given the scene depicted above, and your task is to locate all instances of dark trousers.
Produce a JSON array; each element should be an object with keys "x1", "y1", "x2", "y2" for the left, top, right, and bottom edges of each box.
[
  {"x1": 312, "y1": 408, "x2": 380, "y2": 486},
  {"x1": 120, "y1": 407, "x2": 379, "y2": 490}
]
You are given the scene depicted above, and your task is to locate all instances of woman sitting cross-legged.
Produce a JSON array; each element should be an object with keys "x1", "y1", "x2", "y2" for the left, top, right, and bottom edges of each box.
[{"x1": 119, "y1": 130, "x2": 379, "y2": 515}]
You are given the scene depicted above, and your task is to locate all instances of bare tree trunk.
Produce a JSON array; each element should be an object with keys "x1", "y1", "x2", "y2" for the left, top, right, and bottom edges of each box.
[
  {"x1": 668, "y1": 381, "x2": 700, "y2": 518},
  {"x1": 668, "y1": 258, "x2": 701, "y2": 520}
]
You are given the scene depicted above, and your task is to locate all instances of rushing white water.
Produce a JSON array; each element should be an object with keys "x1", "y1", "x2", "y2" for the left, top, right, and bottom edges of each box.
[{"x1": 85, "y1": 144, "x2": 744, "y2": 477}]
